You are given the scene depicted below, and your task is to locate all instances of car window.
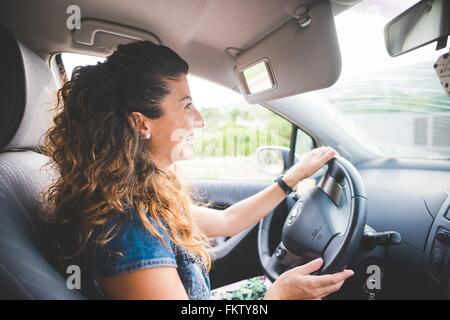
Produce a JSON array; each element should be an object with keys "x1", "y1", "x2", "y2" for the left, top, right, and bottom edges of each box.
[
  {"x1": 295, "y1": 0, "x2": 450, "y2": 160},
  {"x1": 61, "y1": 52, "x2": 105, "y2": 78},
  {"x1": 295, "y1": 128, "x2": 315, "y2": 158},
  {"x1": 58, "y1": 52, "x2": 315, "y2": 181},
  {"x1": 176, "y1": 102, "x2": 296, "y2": 181}
]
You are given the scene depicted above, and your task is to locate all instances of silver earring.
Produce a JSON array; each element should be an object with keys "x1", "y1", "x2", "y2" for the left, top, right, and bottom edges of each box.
[{"x1": 144, "y1": 133, "x2": 151, "y2": 140}]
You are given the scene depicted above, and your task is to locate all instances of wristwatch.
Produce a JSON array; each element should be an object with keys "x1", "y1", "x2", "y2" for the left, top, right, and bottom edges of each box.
[{"x1": 274, "y1": 175, "x2": 294, "y2": 195}]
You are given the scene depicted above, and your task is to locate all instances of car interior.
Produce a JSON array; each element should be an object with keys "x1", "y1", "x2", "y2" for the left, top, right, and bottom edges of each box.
[{"x1": 0, "y1": 0, "x2": 449, "y2": 300}]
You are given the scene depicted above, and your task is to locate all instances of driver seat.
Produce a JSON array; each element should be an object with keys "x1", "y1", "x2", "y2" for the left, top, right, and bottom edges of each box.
[{"x1": 0, "y1": 25, "x2": 85, "y2": 299}]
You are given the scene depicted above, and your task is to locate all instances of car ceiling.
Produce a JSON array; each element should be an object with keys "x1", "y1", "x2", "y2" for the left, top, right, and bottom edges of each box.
[{"x1": 0, "y1": 0, "x2": 360, "y2": 91}]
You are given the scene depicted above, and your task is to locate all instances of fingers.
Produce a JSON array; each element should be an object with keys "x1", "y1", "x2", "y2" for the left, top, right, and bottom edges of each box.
[
  {"x1": 276, "y1": 261, "x2": 353, "y2": 300},
  {"x1": 313, "y1": 269, "x2": 354, "y2": 287},
  {"x1": 314, "y1": 279, "x2": 346, "y2": 299},
  {"x1": 308, "y1": 269, "x2": 354, "y2": 299},
  {"x1": 293, "y1": 258, "x2": 324, "y2": 275},
  {"x1": 318, "y1": 147, "x2": 337, "y2": 163}
]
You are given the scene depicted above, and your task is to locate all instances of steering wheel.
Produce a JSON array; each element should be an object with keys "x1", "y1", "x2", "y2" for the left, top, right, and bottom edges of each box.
[{"x1": 258, "y1": 156, "x2": 367, "y2": 282}]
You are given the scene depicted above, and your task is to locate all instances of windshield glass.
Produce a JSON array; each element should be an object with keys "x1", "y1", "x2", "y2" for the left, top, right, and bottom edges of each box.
[{"x1": 301, "y1": 0, "x2": 450, "y2": 159}]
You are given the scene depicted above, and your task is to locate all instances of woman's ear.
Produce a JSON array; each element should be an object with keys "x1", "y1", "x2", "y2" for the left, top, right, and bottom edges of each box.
[
  {"x1": 127, "y1": 112, "x2": 140, "y2": 129},
  {"x1": 128, "y1": 112, "x2": 152, "y2": 138}
]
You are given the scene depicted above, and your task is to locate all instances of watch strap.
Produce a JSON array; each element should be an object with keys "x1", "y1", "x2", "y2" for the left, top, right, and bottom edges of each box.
[{"x1": 275, "y1": 175, "x2": 293, "y2": 194}]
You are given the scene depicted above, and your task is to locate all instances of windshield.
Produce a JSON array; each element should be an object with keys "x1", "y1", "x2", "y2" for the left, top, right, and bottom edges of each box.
[{"x1": 304, "y1": 0, "x2": 450, "y2": 159}]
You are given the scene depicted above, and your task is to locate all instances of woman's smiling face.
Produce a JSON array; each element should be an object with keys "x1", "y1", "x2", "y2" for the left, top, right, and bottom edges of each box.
[{"x1": 130, "y1": 74, "x2": 204, "y2": 169}]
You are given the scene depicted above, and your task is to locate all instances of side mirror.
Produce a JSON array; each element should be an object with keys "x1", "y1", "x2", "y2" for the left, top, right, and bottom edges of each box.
[{"x1": 256, "y1": 146, "x2": 299, "y2": 176}]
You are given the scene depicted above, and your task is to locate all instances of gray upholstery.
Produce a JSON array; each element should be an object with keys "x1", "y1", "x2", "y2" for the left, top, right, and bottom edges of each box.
[
  {"x1": 0, "y1": 25, "x2": 85, "y2": 299},
  {"x1": 0, "y1": 27, "x2": 56, "y2": 151}
]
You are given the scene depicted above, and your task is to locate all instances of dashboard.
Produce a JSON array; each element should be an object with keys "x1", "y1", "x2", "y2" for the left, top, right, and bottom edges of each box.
[{"x1": 352, "y1": 158, "x2": 450, "y2": 299}]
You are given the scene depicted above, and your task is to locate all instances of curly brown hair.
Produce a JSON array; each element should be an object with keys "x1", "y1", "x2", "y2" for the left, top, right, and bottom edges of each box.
[{"x1": 42, "y1": 41, "x2": 211, "y2": 272}]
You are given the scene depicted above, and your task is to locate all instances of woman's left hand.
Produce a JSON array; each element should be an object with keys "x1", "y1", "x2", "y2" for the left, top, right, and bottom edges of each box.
[{"x1": 283, "y1": 146, "x2": 337, "y2": 188}]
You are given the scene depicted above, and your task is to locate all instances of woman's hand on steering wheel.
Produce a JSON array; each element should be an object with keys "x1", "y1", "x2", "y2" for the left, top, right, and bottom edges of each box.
[
  {"x1": 264, "y1": 258, "x2": 354, "y2": 300},
  {"x1": 283, "y1": 146, "x2": 338, "y2": 188}
]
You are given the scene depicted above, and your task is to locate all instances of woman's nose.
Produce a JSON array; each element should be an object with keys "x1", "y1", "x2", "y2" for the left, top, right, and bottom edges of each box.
[{"x1": 194, "y1": 108, "x2": 205, "y2": 128}]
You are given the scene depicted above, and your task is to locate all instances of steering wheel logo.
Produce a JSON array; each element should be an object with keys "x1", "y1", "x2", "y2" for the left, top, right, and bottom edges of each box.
[{"x1": 287, "y1": 201, "x2": 303, "y2": 225}]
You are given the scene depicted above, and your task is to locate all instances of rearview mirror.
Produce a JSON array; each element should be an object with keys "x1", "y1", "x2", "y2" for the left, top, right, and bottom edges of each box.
[{"x1": 384, "y1": 0, "x2": 450, "y2": 57}]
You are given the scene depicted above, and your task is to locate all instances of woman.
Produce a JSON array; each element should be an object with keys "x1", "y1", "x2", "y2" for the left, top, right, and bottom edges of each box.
[{"x1": 43, "y1": 40, "x2": 353, "y2": 300}]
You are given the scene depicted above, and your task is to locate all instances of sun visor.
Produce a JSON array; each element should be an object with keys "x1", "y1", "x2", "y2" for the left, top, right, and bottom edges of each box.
[{"x1": 234, "y1": 0, "x2": 341, "y2": 104}]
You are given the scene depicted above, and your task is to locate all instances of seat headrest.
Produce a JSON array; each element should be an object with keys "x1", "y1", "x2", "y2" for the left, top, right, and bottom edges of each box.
[{"x1": 0, "y1": 25, "x2": 57, "y2": 152}]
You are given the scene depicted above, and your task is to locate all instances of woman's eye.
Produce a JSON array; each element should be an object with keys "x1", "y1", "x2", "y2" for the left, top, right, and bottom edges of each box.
[{"x1": 185, "y1": 103, "x2": 192, "y2": 110}]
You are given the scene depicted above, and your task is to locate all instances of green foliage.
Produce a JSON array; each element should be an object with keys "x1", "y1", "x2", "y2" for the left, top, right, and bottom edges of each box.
[
  {"x1": 194, "y1": 105, "x2": 291, "y2": 158},
  {"x1": 219, "y1": 276, "x2": 269, "y2": 300}
]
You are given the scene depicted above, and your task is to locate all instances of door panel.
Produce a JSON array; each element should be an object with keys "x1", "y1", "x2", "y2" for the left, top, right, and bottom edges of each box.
[{"x1": 188, "y1": 179, "x2": 270, "y2": 288}]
